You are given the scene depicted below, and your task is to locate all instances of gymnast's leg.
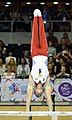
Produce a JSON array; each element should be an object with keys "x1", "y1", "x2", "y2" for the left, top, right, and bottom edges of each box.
[
  {"x1": 38, "y1": 14, "x2": 48, "y2": 56},
  {"x1": 26, "y1": 74, "x2": 35, "y2": 112},
  {"x1": 31, "y1": 14, "x2": 39, "y2": 57},
  {"x1": 44, "y1": 76, "x2": 53, "y2": 111},
  {"x1": 31, "y1": 9, "x2": 48, "y2": 57}
]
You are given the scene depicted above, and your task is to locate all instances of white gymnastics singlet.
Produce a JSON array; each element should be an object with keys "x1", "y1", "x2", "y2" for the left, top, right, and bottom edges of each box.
[{"x1": 31, "y1": 55, "x2": 49, "y2": 85}]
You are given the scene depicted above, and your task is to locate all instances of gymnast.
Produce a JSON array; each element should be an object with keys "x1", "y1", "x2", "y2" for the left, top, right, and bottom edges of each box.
[{"x1": 26, "y1": 9, "x2": 53, "y2": 112}]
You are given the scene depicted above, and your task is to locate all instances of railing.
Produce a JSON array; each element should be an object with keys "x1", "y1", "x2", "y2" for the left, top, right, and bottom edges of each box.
[
  {"x1": 0, "y1": 21, "x2": 31, "y2": 32},
  {"x1": 0, "y1": 20, "x2": 72, "y2": 44},
  {"x1": 0, "y1": 20, "x2": 72, "y2": 32}
]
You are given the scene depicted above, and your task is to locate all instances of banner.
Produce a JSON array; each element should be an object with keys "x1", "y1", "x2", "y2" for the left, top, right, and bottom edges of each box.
[
  {"x1": 53, "y1": 78, "x2": 72, "y2": 101},
  {"x1": 1, "y1": 78, "x2": 72, "y2": 102},
  {"x1": 1, "y1": 79, "x2": 28, "y2": 101}
]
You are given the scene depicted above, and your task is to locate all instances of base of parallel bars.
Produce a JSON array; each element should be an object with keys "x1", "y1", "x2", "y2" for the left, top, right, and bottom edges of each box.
[{"x1": 52, "y1": 116, "x2": 58, "y2": 120}]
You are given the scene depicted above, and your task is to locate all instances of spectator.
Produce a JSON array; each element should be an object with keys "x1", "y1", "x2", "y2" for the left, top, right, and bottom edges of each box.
[
  {"x1": 28, "y1": 56, "x2": 32, "y2": 71},
  {"x1": 8, "y1": 58, "x2": 17, "y2": 73},
  {"x1": 17, "y1": 57, "x2": 30, "y2": 79},
  {"x1": 47, "y1": 29, "x2": 58, "y2": 47},
  {"x1": 61, "y1": 33, "x2": 72, "y2": 53},
  {"x1": 60, "y1": 33, "x2": 71, "y2": 48},
  {"x1": 9, "y1": 12, "x2": 14, "y2": 21},
  {"x1": 48, "y1": 41, "x2": 56, "y2": 58},
  {"x1": 55, "y1": 50, "x2": 72, "y2": 74},
  {"x1": 56, "y1": 49, "x2": 72, "y2": 60},
  {"x1": 0, "y1": 58, "x2": 6, "y2": 76},
  {"x1": 13, "y1": 12, "x2": 25, "y2": 32},
  {"x1": 0, "y1": 49, "x2": 7, "y2": 64},
  {"x1": 2, "y1": 47, "x2": 7, "y2": 63},
  {"x1": 57, "y1": 5, "x2": 70, "y2": 32},
  {"x1": 2, "y1": 65, "x2": 15, "y2": 79},
  {"x1": 42, "y1": 5, "x2": 51, "y2": 22},
  {"x1": 56, "y1": 66, "x2": 70, "y2": 78},
  {"x1": 51, "y1": 5, "x2": 58, "y2": 20},
  {"x1": 62, "y1": 50, "x2": 72, "y2": 74},
  {"x1": 14, "y1": 12, "x2": 24, "y2": 21},
  {"x1": 55, "y1": 57, "x2": 65, "y2": 74},
  {"x1": 57, "y1": 38, "x2": 69, "y2": 53},
  {"x1": 5, "y1": 51, "x2": 16, "y2": 65},
  {"x1": 48, "y1": 63, "x2": 55, "y2": 77},
  {"x1": 63, "y1": 32, "x2": 71, "y2": 45},
  {"x1": 48, "y1": 56, "x2": 56, "y2": 73},
  {"x1": 48, "y1": 56, "x2": 54, "y2": 65},
  {"x1": 57, "y1": 5, "x2": 70, "y2": 21},
  {"x1": 0, "y1": 40, "x2": 6, "y2": 52},
  {"x1": 42, "y1": 6, "x2": 51, "y2": 31},
  {"x1": 23, "y1": 50, "x2": 30, "y2": 65},
  {"x1": 13, "y1": 11, "x2": 18, "y2": 21}
]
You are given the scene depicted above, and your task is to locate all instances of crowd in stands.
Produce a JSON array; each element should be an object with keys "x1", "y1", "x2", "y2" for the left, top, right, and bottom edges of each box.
[
  {"x1": 48, "y1": 30, "x2": 72, "y2": 78},
  {"x1": 0, "y1": 3, "x2": 72, "y2": 79},
  {"x1": 0, "y1": 4, "x2": 71, "y2": 21},
  {"x1": 0, "y1": 29, "x2": 72, "y2": 79},
  {"x1": 0, "y1": 4, "x2": 72, "y2": 32}
]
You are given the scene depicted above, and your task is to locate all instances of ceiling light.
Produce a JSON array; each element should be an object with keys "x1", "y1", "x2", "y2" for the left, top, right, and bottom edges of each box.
[
  {"x1": 5, "y1": 4, "x2": 9, "y2": 7},
  {"x1": 40, "y1": 2, "x2": 45, "y2": 5},
  {"x1": 26, "y1": 2, "x2": 31, "y2": 5},
  {"x1": 66, "y1": 3, "x2": 70, "y2": 5},
  {"x1": 53, "y1": 2, "x2": 58, "y2": 4},
  {"x1": 7, "y1": 2, "x2": 11, "y2": 4}
]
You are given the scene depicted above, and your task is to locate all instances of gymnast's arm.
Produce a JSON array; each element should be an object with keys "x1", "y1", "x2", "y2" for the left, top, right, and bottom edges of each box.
[
  {"x1": 44, "y1": 75, "x2": 53, "y2": 111},
  {"x1": 26, "y1": 74, "x2": 35, "y2": 112}
]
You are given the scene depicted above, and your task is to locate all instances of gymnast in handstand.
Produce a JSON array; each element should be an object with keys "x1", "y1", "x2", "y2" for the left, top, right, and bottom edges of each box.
[{"x1": 26, "y1": 9, "x2": 53, "y2": 112}]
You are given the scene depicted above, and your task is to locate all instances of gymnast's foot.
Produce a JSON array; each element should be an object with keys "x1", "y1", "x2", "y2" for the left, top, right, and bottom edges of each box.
[
  {"x1": 34, "y1": 9, "x2": 38, "y2": 17},
  {"x1": 34, "y1": 9, "x2": 41, "y2": 17},
  {"x1": 37, "y1": 9, "x2": 41, "y2": 17}
]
